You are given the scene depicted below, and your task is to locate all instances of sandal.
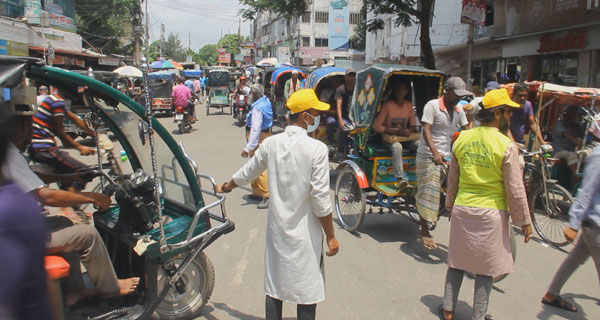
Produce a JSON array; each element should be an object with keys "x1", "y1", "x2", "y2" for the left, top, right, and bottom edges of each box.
[
  {"x1": 438, "y1": 305, "x2": 451, "y2": 320},
  {"x1": 541, "y1": 296, "x2": 577, "y2": 312}
]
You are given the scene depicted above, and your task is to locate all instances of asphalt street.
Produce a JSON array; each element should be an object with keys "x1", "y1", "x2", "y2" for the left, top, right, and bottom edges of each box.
[{"x1": 71, "y1": 100, "x2": 599, "y2": 319}]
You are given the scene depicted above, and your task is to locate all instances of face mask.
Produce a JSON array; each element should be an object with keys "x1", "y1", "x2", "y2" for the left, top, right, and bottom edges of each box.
[{"x1": 306, "y1": 114, "x2": 321, "y2": 133}]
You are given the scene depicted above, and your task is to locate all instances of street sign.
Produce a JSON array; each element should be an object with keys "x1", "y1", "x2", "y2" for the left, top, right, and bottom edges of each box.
[{"x1": 48, "y1": 45, "x2": 55, "y2": 60}]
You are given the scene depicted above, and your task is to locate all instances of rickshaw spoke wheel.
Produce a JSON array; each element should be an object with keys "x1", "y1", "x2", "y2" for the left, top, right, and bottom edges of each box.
[
  {"x1": 156, "y1": 252, "x2": 215, "y2": 319},
  {"x1": 335, "y1": 167, "x2": 366, "y2": 232},
  {"x1": 529, "y1": 184, "x2": 574, "y2": 247}
]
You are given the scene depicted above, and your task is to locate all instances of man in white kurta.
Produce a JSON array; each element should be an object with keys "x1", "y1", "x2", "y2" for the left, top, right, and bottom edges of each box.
[{"x1": 218, "y1": 89, "x2": 339, "y2": 320}]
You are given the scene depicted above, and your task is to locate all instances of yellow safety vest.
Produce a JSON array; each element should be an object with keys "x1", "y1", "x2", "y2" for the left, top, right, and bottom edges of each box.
[{"x1": 452, "y1": 126, "x2": 512, "y2": 210}]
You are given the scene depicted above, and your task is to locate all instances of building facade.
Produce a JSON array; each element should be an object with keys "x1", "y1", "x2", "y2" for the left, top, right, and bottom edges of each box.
[{"x1": 252, "y1": 0, "x2": 364, "y2": 66}]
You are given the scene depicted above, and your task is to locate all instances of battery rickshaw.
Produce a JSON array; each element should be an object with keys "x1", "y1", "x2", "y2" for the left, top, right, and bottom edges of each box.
[
  {"x1": 147, "y1": 71, "x2": 177, "y2": 116},
  {"x1": 269, "y1": 66, "x2": 307, "y2": 124},
  {"x1": 3, "y1": 57, "x2": 234, "y2": 319},
  {"x1": 206, "y1": 68, "x2": 232, "y2": 115}
]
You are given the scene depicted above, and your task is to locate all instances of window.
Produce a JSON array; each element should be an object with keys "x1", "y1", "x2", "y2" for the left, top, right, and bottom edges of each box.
[
  {"x1": 315, "y1": 11, "x2": 328, "y2": 23},
  {"x1": 315, "y1": 38, "x2": 328, "y2": 47},
  {"x1": 261, "y1": 25, "x2": 270, "y2": 36},
  {"x1": 350, "y1": 13, "x2": 363, "y2": 25},
  {"x1": 301, "y1": 12, "x2": 311, "y2": 23},
  {"x1": 302, "y1": 37, "x2": 310, "y2": 47}
]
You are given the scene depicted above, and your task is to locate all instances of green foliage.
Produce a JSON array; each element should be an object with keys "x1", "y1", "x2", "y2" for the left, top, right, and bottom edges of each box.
[
  {"x1": 75, "y1": 0, "x2": 136, "y2": 55},
  {"x1": 239, "y1": 0, "x2": 307, "y2": 20},
  {"x1": 147, "y1": 34, "x2": 187, "y2": 62},
  {"x1": 217, "y1": 34, "x2": 250, "y2": 55},
  {"x1": 148, "y1": 40, "x2": 161, "y2": 61},
  {"x1": 195, "y1": 44, "x2": 218, "y2": 66}
]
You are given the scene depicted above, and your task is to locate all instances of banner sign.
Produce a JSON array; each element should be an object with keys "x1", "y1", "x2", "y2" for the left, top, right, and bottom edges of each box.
[
  {"x1": 299, "y1": 47, "x2": 330, "y2": 59},
  {"x1": 328, "y1": 0, "x2": 350, "y2": 51},
  {"x1": 218, "y1": 52, "x2": 231, "y2": 63},
  {"x1": 0, "y1": 40, "x2": 29, "y2": 56},
  {"x1": 24, "y1": 0, "x2": 42, "y2": 25},
  {"x1": 461, "y1": 0, "x2": 486, "y2": 25},
  {"x1": 44, "y1": 0, "x2": 76, "y2": 32}
]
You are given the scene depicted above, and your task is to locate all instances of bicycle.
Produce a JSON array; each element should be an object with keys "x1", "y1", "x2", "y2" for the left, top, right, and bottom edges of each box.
[{"x1": 522, "y1": 145, "x2": 574, "y2": 247}]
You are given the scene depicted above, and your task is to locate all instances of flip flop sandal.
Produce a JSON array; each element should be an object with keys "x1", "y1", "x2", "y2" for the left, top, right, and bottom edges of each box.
[
  {"x1": 438, "y1": 305, "x2": 451, "y2": 320},
  {"x1": 542, "y1": 296, "x2": 577, "y2": 312}
]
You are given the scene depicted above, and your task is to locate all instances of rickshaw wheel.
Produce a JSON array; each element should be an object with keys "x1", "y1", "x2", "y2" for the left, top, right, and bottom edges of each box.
[
  {"x1": 335, "y1": 167, "x2": 366, "y2": 232},
  {"x1": 529, "y1": 183, "x2": 574, "y2": 247},
  {"x1": 206, "y1": 105, "x2": 210, "y2": 116},
  {"x1": 155, "y1": 251, "x2": 215, "y2": 319}
]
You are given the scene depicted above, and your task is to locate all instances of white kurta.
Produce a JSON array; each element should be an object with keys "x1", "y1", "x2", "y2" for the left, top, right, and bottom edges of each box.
[{"x1": 232, "y1": 125, "x2": 332, "y2": 304}]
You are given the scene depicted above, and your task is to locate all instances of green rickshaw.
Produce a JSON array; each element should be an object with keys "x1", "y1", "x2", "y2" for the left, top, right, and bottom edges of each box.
[{"x1": 206, "y1": 68, "x2": 232, "y2": 115}]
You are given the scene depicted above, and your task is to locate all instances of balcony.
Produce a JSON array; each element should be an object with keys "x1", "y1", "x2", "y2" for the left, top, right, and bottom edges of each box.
[{"x1": 474, "y1": 25, "x2": 494, "y2": 40}]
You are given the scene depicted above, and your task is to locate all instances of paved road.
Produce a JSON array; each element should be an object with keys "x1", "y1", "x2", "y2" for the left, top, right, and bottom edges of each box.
[{"x1": 75, "y1": 100, "x2": 597, "y2": 320}]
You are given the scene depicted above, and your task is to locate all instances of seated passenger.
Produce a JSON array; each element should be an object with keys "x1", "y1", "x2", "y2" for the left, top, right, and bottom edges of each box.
[
  {"x1": 552, "y1": 106, "x2": 587, "y2": 182},
  {"x1": 373, "y1": 81, "x2": 416, "y2": 190}
]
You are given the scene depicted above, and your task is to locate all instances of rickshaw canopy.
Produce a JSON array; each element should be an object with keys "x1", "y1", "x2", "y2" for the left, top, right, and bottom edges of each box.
[
  {"x1": 352, "y1": 63, "x2": 445, "y2": 128},
  {"x1": 182, "y1": 69, "x2": 202, "y2": 77},
  {"x1": 305, "y1": 67, "x2": 346, "y2": 89},
  {"x1": 270, "y1": 67, "x2": 306, "y2": 85},
  {"x1": 207, "y1": 69, "x2": 230, "y2": 87},
  {"x1": 504, "y1": 81, "x2": 600, "y2": 107},
  {"x1": 148, "y1": 71, "x2": 177, "y2": 81}
]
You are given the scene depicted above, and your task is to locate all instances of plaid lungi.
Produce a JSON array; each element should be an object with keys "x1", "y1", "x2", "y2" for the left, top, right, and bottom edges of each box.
[{"x1": 415, "y1": 153, "x2": 442, "y2": 223}]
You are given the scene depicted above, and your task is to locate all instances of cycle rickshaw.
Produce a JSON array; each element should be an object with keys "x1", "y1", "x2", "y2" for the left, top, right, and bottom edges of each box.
[
  {"x1": 206, "y1": 68, "x2": 232, "y2": 115},
  {"x1": 2, "y1": 56, "x2": 234, "y2": 319}
]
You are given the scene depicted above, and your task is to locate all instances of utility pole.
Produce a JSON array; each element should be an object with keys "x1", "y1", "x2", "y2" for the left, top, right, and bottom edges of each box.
[
  {"x1": 145, "y1": 0, "x2": 149, "y2": 60},
  {"x1": 160, "y1": 23, "x2": 165, "y2": 60},
  {"x1": 237, "y1": 17, "x2": 241, "y2": 65},
  {"x1": 133, "y1": 1, "x2": 142, "y2": 66},
  {"x1": 466, "y1": 24, "x2": 474, "y2": 90}
]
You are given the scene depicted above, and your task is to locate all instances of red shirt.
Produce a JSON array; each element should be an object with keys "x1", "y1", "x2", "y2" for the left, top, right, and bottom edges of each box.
[{"x1": 172, "y1": 84, "x2": 191, "y2": 107}]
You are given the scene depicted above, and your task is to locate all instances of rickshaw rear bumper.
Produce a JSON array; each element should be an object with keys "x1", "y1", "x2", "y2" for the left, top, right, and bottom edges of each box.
[{"x1": 335, "y1": 160, "x2": 369, "y2": 188}]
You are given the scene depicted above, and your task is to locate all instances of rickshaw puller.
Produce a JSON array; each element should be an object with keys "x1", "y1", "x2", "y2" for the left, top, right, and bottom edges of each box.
[
  {"x1": 416, "y1": 77, "x2": 471, "y2": 250},
  {"x1": 329, "y1": 69, "x2": 356, "y2": 160},
  {"x1": 242, "y1": 84, "x2": 273, "y2": 209},
  {"x1": 218, "y1": 89, "x2": 339, "y2": 320},
  {"x1": 508, "y1": 83, "x2": 547, "y2": 145}
]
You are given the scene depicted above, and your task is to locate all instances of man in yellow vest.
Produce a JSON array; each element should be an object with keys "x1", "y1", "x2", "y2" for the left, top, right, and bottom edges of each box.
[{"x1": 440, "y1": 88, "x2": 533, "y2": 320}]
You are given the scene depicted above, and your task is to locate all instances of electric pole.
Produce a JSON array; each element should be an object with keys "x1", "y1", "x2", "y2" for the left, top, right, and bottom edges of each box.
[
  {"x1": 160, "y1": 23, "x2": 165, "y2": 60},
  {"x1": 133, "y1": 1, "x2": 142, "y2": 66},
  {"x1": 145, "y1": 0, "x2": 149, "y2": 60}
]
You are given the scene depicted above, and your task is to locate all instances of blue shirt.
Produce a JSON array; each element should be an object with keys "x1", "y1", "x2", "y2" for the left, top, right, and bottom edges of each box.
[
  {"x1": 569, "y1": 145, "x2": 600, "y2": 230},
  {"x1": 244, "y1": 96, "x2": 273, "y2": 152}
]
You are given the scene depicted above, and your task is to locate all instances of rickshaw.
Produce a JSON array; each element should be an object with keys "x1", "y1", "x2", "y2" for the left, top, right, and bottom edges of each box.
[
  {"x1": 269, "y1": 66, "x2": 307, "y2": 123},
  {"x1": 2, "y1": 57, "x2": 234, "y2": 319},
  {"x1": 206, "y1": 68, "x2": 232, "y2": 115},
  {"x1": 504, "y1": 81, "x2": 600, "y2": 247},
  {"x1": 148, "y1": 71, "x2": 177, "y2": 115},
  {"x1": 261, "y1": 67, "x2": 276, "y2": 94},
  {"x1": 305, "y1": 66, "x2": 347, "y2": 150},
  {"x1": 333, "y1": 64, "x2": 445, "y2": 232}
]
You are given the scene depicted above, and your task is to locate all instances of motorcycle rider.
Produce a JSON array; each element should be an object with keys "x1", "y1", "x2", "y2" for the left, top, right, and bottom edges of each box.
[
  {"x1": 172, "y1": 76, "x2": 196, "y2": 122},
  {"x1": 233, "y1": 76, "x2": 252, "y2": 119}
]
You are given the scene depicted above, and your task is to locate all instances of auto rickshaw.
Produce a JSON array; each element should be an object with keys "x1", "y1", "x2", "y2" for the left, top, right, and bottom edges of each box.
[
  {"x1": 269, "y1": 66, "x2": 307, "y2": 124},
  {"x1": 2, "y1": 57, "x2": 234, "y2": 319},
  {"x1": 148, "y1": 71, "x2": 177, "y2": 115},
  {"x1": 206, "y1": 68, "x2": 232, "y2": 115},
  {"x1": 333, "y1": 64, "x2": 445, "y2": 232}
]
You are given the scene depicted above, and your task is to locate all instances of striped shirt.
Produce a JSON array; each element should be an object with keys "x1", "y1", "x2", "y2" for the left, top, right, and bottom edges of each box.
[{"x1": 30, "y1": 95, "x2": 66, "y2": 150}]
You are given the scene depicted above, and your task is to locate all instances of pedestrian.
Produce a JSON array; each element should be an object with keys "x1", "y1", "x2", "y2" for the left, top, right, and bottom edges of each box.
[
  {"x1": 541, "y1": 144, "x2": 600, "y2": 313},
  {"x1": 440, "y1": 88, "x2": 533, "y2": 320},
  {"x1": 242, "y1": 84, "x2": 273, "y2": 209},
  {"x1": 217, "y1": 89, "x2": 339, "y2": 320},
  {"x1": 193, "y1": 77, "x2": 202, "y2": 103},
  {"x1": 508, "y1": 82, "x2": 546, "y2": 146},
  {"x1": 416, "y1": 77, "x2": 471, "y2": 249}
]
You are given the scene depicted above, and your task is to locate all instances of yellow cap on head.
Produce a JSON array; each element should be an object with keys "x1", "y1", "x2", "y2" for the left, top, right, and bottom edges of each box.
[
  {"x1": 481, "y1": 88, "x2": 520, "y2": 109},
  {"x1": 286, "y1": 89, "x2": 330, "y2": 114}
]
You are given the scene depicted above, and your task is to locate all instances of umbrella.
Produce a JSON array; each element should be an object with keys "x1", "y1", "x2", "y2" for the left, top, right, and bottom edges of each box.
[
  {"x1": 256, "y1": 57, "x2": 278, "y2": 67},
  {"x1": 150, "y1": 60, "x2": 184, "y2": 70},
  {"x1": 113, "y1": 66, "x2": 143, "y2": 77}
]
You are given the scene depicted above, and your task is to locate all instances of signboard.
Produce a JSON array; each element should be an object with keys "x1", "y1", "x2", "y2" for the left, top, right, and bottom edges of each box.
[
  {"x1": 52, "y1": 55, "x2": 85, "y2": 67},
  {"x1": 461, "y1": 0, "x2": 486, "y2": 25},
  {"x1": 99, "y1": 57, "x2": 120, "y2": 66},
  {"x1": 537, "y1": 28, "x2": 587, "y2": 53},
  {"x1": 277, "y1": 46, "x2": 290, "y2": 63},
  {"x1": 234, "y1": 53, "x2": 244, "y2": 62},
  {"x1": 216, "y1": 47, "x2": 227, "y2": 54},
  {"x1": 494, "y1": 0, "x2": 600, "y2": 38},
  {"x1": 218, "y1": 52, "x2": 231, "y2": 64},
  {"x1": 44, "y1": 0, "x2": 76, "y2": 32},
  {"x1": 299, "y1": 47, "x2": 330, "y2": 59},
  {"x1": 328, "y1": 0, "x2": 350, "y2": 50},
  {"x1": 0, "y1": 40, "x2": 29, "y2": 56},
  {"x1": 24, "y1": 0, "x2": 42, "y2": 25},
  {"x1": 241, "y1": 42, "x2": 254, "y2": 49}
]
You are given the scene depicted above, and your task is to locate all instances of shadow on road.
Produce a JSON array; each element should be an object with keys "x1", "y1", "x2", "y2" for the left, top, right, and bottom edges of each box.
[
  {"x1": 202, "y1": 302, "x2": 295, "y2": 320},
  {"x1": 420, "y1": 294, "x2": 479, "y2": 320}
]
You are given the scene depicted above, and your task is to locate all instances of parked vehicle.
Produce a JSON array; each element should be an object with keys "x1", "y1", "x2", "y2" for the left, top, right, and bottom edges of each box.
[{"x1": 3, "y1": 57, "x2": 234, "y2": 319}]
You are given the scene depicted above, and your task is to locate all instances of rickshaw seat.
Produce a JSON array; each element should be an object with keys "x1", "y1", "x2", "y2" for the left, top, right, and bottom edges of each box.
[
  {"x1": 363, "y1": 137, "x2": 415, "y2": 158},
  {"x1": 45, "y1": 255, "x2": 70, "y2": 280}
]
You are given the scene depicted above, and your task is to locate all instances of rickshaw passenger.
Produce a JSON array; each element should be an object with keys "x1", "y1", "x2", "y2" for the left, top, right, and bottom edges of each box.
[
  {"x1": 328, "y1": 69, "x2": 356, "y2": 160},
  {"x1": 242, "y1": 84, "x2": 273, "y2": 209},
  {"x1": 416, "y1": 77, "x2": 471, "y2": 250},
  {"x1": 284, "y1": 70, "x2": 303, "y2": 101},
  {"x1": 552, "y1": 106, "x2": 588, "y2": 180},
  {"x1": 508, "y1": 82, "x2": 547, "y2": 145},
  {"x1": 373, "y1": 81, "x2": 416, "y2": 190}
]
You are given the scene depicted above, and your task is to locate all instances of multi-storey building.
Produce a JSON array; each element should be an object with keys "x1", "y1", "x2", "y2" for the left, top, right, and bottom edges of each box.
[{"x1": 252, "y1": 0, "x2": 364, "y2": 66}]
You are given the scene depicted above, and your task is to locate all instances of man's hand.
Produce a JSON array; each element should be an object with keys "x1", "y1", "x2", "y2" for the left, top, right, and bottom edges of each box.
[
  {"x1": 325, "y1": 236, "x2": 339, "y2": 256},
  {"x1": 88, "y1": 193, "x2": 111, "y2": 211},
  {"x1": 78, "y1": 146, "x2": 96, "y2": 155},
  {"x1": 216, "y1": 184, "x2": 225, "y2": 193},
  {"x1": 522, "y1": 224, "x2": 532, "y2": 243},
  {"x1": 563, "y1": 227, "x2": 578, "y2": 242},
  {"x1": 432, "y1": 152, "x2": 445, "y2": 165},
  {"x1": 241, "y1": 150, "x2": 249, "y2": 158}
]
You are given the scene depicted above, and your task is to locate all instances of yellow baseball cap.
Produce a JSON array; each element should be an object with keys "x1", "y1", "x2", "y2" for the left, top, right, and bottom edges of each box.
[
  {"x1": 286, "y1": 89, "x2": 330, "y2": 114},
  {"x1": 481, "y1": 88, "x2": 520, "y2": 109}
]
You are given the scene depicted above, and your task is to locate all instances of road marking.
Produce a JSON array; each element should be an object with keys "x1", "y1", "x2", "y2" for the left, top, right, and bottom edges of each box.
[{"x1": 231, "y1": 227, "x2": 258, "y2": 285}]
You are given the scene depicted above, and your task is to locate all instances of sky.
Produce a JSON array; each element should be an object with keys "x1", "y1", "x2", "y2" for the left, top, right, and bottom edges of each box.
[{"x1": 147, "y1": 0, "x2": 251, "y2": 51}]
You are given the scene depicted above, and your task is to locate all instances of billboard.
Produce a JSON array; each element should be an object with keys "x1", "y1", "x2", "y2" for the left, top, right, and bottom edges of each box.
[
  {"x1": 43, "y1": 0, "x2": 76, "y2": 32},
  {"x1": 24, "y1": 0, "x2": 42, "y2": 25},
  {"x1": 0, "y1": 40, "x2": 29, "y2": 56},
  {"x1": 328, "y1": 0, "x2": 350, "y2": 51},
  {"x1": 461, "y1": 0, "x2": 486, "y2": 25}
]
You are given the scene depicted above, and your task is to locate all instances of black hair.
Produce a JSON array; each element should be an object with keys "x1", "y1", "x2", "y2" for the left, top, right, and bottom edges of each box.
[
  {"x1": 476, "y1": 103, "x2": 503, "y2": 123},
  {"x1": 288, "y1": 112, "x2": 301, "y2": 122},
  {"x1": 513, "y1": 82, "x2": 529, "y2": 94}
]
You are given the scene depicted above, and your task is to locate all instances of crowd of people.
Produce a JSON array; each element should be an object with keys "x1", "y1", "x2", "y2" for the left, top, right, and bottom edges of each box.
[{"x1": 1, "y1": 63, "x2": 599, "y2": 320}]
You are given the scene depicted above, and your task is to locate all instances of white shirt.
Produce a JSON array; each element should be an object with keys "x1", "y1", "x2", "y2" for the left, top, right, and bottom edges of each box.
[
  {"x1": 418, "y1": 98, "x2": 469, "y2": 158},
  {"x1": 232, "y1": 125, "x2": 332, "y2": 304},
  {"x1": 2, "y1": 144, "x2": 45, "y2": 193}
]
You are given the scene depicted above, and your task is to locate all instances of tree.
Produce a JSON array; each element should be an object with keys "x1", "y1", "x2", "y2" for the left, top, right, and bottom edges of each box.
[
  {"x1": 164, "y1": 33, "x2": 187, "y2": 61},
  {"x1": 217, "y1": 34, "x2": 250, "y2": 55},
  {"x1": 240, "y1": 0, "x2": 308, "y2": 62},
  {"x1": 148, "y1": 40, "x2": 161, "y2": 61},
  {"x1": 75, "y1": 0, "x2": 136, "y2": 55},
  {"x1": 350, "y1": 2, "x2": 367, "y2": 51},
  {"x1": 363, "y1": 0, "x2": 436, "y2": 69},
  {"x1": 195, "y1": 44, "x2": 218, "y2": 66}
]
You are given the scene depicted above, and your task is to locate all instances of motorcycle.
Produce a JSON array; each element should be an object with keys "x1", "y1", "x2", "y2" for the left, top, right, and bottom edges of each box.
[
  {"x1": 174, "y1": 99, "x2": 194, "y2": 134},
  {"x1": 233, "y1": 93, "x2": 249, "y2": 127}
]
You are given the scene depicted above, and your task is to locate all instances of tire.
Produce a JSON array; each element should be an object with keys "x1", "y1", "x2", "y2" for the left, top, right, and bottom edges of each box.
[
  {"x1": 334, "y1": 167, "x2": 366, "y2": 232},
  {"x1": 178, "y1": 122, "x2": 185, "y2": 135},
  {"x1": 155, "y1": 251, "x2": 215, "y2": 320},
  {"x1": 237, "y1": 111, "x2": 245, "y2": 127},
  {"x1": 529, "y1": 183, "x2": 574, "y2": 247}
]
